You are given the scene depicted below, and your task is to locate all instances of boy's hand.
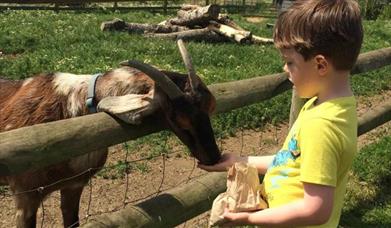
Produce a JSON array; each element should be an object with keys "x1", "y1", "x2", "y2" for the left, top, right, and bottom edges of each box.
[
  {"x1": 197, "y1": 153, "x2": 244, "y2": 172},
  {"x1": 221, "y1": 208, "x2": 251, "y2": 227}
]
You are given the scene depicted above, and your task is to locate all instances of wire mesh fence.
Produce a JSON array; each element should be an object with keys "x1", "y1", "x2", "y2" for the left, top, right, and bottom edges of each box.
[{"x1": 0, "y1": 123, "x2": 285, "y2": 227}]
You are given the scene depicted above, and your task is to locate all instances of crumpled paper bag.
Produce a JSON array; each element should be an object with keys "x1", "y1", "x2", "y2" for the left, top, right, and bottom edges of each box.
[{"x1": 209, "y1": 162, "x2": 268, "y2": 227}]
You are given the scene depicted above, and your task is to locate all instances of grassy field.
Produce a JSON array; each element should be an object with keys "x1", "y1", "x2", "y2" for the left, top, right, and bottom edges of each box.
[{"x1": 0, "y1": 9, "x2": 390, "y2": 226}]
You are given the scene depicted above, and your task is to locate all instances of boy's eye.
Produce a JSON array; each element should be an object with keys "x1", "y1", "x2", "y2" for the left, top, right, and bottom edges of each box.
[{"x1": 286, "y1": 62, "x2": 293, "y2": 66}]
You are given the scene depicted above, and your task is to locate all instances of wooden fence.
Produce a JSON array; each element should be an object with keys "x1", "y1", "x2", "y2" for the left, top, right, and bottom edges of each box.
[{"x1": 0, "y1": 47, "x2": 390, "y2": 226}]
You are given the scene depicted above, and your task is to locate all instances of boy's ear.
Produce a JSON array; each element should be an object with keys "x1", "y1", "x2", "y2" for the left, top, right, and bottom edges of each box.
[{"x1": 314, "y1": 55, "x2": 329, "y2": 76}]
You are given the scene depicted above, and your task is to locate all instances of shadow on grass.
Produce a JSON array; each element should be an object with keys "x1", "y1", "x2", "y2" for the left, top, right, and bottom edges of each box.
[
  {"x1": 340, "y1": 136, "x2": 391, "y2": 227},
  {"x1": 340, "y1": 175, "x2": 391, "y2": 227}
]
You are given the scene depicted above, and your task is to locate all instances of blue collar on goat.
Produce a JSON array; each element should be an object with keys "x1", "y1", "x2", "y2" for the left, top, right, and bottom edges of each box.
[{"x1": 86, "y1": 73, "x2": 102, "y2": 113}]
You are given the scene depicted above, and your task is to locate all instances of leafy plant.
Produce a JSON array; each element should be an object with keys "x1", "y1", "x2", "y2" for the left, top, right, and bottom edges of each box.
[{"x1": 359, "y1": 0, "x2": 388, "y2": 20}]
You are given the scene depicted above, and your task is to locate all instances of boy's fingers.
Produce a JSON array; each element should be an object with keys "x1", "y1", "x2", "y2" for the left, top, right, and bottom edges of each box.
[
  {"x1": 222, "y1": 208, "x2": 250, "y2": 225},
  {"x1": 223, "y1": 208, "x2": 234, "y2": 220}
]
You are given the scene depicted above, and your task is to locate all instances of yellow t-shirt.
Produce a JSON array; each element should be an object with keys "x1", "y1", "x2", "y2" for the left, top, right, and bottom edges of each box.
[{"x1": 263, "y1": 96, "x2": 357, "y2": 228}]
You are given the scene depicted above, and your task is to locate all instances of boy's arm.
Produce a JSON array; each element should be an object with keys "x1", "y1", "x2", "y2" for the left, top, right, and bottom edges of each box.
[
  {"x1": 247, "y1": 155, "x2": 275, "y2": 174},
  {"x1": 198, "y1": 153, "x2": 275, "y2": 174},
  {"x1": 223, "y1": 182, "x2": 334, "y2": 227}
]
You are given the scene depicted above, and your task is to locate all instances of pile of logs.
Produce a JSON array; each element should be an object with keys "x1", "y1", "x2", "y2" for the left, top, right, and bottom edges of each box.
[{"x1": 100, "y1": 4, "x2": 274, "y2": 45}]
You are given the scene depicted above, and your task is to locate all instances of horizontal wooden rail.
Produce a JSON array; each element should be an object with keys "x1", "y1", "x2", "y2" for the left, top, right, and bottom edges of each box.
[
  {"x1": 82, "y1": 98, "x2": 391, "y2": 227},
  {"x1": 82, "y1": 171, "x2": 227, "y2": 228},
  {"x1": 358, "y1": 99, "x2": 391, "y2": 136},
  {"x1": 0, "y1": 47, "x2": 390, "y2": 177}
]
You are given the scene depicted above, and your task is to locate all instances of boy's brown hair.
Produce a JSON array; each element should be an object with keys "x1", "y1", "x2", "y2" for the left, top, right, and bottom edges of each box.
[{"x1": 274, "y1": 0, "x2": 363, "y2": 71}]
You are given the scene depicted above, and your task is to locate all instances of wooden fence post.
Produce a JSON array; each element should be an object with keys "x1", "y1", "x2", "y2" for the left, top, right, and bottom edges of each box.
[{"x1": 288, "y1": 88, "x2": 305, "y2": 129}]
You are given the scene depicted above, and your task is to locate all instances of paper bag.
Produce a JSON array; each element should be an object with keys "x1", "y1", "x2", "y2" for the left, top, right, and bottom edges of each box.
[{"x1": 209, "y1": 162, "x2": 268, "y2": 227}]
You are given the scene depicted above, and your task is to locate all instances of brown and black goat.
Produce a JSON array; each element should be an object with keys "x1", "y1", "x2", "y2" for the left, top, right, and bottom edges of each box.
[{"x1": 0, "y1": 40, "x2": 221, "y2": 228}]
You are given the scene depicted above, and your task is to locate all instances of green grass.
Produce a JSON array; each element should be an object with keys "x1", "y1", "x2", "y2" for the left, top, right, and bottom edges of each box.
[{"x1": 341, "y1": 136, "x2": 391, "y2": 227}]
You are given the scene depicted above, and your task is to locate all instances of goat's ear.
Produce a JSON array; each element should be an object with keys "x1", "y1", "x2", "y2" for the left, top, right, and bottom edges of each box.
[{"x1": 97, "y1": 92, "x2": 158, "y2": 125}]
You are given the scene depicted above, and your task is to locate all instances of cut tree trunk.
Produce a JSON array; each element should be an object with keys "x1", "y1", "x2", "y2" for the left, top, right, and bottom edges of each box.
[
  {"x1": 166, "y1": 4, "x2": 221, "y2": 27},
  {"x1": 100, "y1": 5, "x2": 274, "y2": 45},
  {"x1": 251, "y1": 35, "x2": 274, "y2": 44},
  {"x1": 217, "y1": 13, "x2": 246, "y2": 31},
  {"x1": 209, "y1": 22, "x2": 252, "y2": 44},
  {"x1": 179, "y1": 4, "x2": 200, "y2": 11},
  {"x1": 144, "y1": 27, "x2": 227, "y2": 42},
  {"x1": 101, "y1": 18, "x2": 188, "y2": 33}
]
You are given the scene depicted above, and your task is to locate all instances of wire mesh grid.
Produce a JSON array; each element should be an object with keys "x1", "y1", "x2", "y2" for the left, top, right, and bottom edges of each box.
[{"x1": 0, "y1": 124, "x2": 285, "y2": 227}]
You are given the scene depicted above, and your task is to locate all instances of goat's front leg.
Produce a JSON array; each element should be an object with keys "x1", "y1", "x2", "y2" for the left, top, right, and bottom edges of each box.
[
  {"x1": 14, "y1": 193, "x2": 42, "y2": 228},
  {"x1": 60, "y1": 185, "x2": 84, "y2": 228}
]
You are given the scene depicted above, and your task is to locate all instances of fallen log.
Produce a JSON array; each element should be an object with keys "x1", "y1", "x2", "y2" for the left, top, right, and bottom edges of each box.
[
  {"x1": 209, "y1": 21, "x2": 252, "y2": 44},
  {"x1": 179, "y1": 4, "x2": 200, "y2": 11},
  {"x1": 100, "y1": 5, "x2": 274, "y2": 45},
  {"x1": 167, "y1": 4, "x2": 221, "y2": 27},
  {"x1": 217, "y1": 13, "x2": 246, "y2": 31},
  {"x1": 100, "y1": 18, "x2": 127, "y2": 31},
  {"x1": 144, "y1": 27, "x2": 228, "y2": 42},
  {"x1": 251, "y1": 35, "x2": 274, "y2": 44},
  {"x1": 101, "y1": 18, "x2": 188, "y2": 33}
]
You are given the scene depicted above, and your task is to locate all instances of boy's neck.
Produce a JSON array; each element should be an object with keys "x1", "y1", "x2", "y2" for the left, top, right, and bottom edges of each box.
[{"x1": 315, "y1": 71, "x2": 353, "y2": 106}]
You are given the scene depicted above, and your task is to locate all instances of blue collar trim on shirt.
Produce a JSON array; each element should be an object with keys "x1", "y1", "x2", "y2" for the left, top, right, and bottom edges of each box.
[{"x1": 86, "y1": 73, "x2": 102, "y2": 113}]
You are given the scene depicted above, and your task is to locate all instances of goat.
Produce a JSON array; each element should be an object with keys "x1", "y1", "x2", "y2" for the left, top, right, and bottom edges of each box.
[{"x1": 0, "y1": 40, "x2": 221, "y2": 228}]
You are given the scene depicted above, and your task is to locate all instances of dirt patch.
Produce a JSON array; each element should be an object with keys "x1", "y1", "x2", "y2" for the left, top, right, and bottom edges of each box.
[
  {"x1": 245, "y1": 16, "x2": 266, "y2": 24},
  {"x1": 0, "y1": 90, "x2": 389, "y2": 227}
]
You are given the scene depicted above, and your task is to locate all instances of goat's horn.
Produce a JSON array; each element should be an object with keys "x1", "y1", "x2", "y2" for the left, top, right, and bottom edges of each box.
[
  {"x1": 122, "y1": 60, "x2": 184, "y2": 99},
  {"x1": 177, "y1": 39, "x2": 200, "y2": 91}
]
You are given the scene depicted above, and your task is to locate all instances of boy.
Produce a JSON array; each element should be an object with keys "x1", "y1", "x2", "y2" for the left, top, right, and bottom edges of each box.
[{"x1": 198, "y1": 0, "x2": 363, "y2": 227}]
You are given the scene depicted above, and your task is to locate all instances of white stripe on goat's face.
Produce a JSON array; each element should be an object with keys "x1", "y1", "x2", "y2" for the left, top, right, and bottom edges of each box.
[
  {"x1": 53, "y1": 73, "x2": 92, "y2": 117},
  {"x1": 99, "y1": 67, "x2": 152, "y2": 97},
  {"x1": 106, "y1": 68, "x2": 142, "y2": 92},
  {"x1": 111, "y1": 68, "x2": 134, "y2": 81},
  {"x1": 22, "y1": 77, "x2": 34, "y2": 87}
]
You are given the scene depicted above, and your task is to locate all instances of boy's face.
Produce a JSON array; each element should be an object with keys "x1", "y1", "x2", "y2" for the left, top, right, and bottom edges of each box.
[{"x1": 280, "y1": 48, "x2": 322, "y2": 99}]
